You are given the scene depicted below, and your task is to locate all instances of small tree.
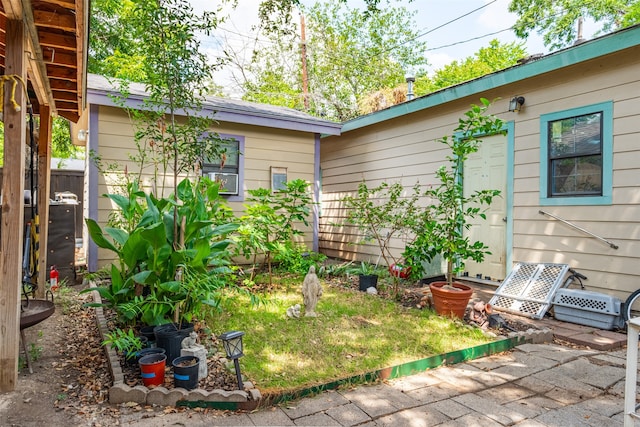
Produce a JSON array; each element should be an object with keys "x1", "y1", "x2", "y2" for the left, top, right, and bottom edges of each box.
[
  {"x1": 404, "y1": 98, "x2": 504, "y2": 286},
  {"x1": 343, "y1": 181, "x2": 423, "y2": 297},
  {"x1": 236, "y1": 179, "x2": 314, "y2": 283}
]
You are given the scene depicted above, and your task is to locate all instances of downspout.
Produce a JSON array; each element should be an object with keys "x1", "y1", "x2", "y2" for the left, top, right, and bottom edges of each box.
[
  {"x1": 313, "y1": 133, "x2": 320, "y2": 252},
  {"x1": 87, "y1": 104, "x2": 99, "y2": 272}
]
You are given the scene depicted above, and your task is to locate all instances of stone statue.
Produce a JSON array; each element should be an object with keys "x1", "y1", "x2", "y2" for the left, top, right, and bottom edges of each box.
[
  {"x1": 181, "y1": 331, "x2": 199, "y2": 349},
  {"x1": 301, "y1": 265, "x2": 323, "y2": 317},
  {"x1": 286, "y1": 304, "x2": 301, "y2": 318}
]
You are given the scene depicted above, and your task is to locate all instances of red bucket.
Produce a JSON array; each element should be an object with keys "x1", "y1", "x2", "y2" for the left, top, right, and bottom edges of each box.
[{"x1": 139, "y1": 353, "x2": 166, "y2": 387}]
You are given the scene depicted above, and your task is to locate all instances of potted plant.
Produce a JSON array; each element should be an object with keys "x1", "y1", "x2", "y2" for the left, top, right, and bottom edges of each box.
[
  {"x1": 347, "y1": 261, "x2": 379, "y2": 291},
  {"x1": 404, "y1": 99, "x2": 504, "y2": 318}
]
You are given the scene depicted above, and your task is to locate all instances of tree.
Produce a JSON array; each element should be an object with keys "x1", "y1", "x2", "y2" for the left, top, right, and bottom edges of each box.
[
  {"x1": 423, "y1": 39, "x2": 526, "y2": 93},
  {"x1": 358, "y1": 40, "x2": 526, "y2": 116},
  {"x1": 509, "y1": 0, "x2": 640, "y2": 50},
  {"x1": 0, "y1": 117, "x2": 84, "y2": 168},
  {"x1": 244, "y1": 0, "x2": 428, "y2": 121}
]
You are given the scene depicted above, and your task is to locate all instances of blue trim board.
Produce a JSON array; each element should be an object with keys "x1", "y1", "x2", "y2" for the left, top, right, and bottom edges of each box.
[
  {"x1": 313, "y1": 134, "x2": 321, "y2": 252},
  {"x1": 506, "y1": 120, "x2": 515, "y2": 272},
  {"x1": 342, "y1": 24, "x2": 640, "y2": 133},
  {"x1": 539, "y1": 101, "x2": 613, "y2": 206}
]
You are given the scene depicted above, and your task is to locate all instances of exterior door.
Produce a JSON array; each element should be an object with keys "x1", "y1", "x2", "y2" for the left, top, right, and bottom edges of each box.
[{"x1": 463, "y1": 133, "x2": 507, "y2": 281}]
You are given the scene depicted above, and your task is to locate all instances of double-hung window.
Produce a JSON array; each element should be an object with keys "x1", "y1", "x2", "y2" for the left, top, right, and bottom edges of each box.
[
  {"x1": 540, "y1": 102, "x2": 612, "y2": 205},
  {"x1": 202, "y1": 134, "x2": 244, "y2": 200}
]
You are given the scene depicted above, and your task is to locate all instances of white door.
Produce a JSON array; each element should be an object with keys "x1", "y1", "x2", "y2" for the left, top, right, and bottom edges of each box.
[{"x1": 463, "y1": 133, "x2": 507, "y2": 281}]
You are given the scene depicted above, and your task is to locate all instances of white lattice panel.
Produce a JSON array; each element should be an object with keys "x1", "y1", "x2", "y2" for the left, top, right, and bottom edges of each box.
[{"x1": 489, "y1": 263, "x2": 570, "y2": 319}]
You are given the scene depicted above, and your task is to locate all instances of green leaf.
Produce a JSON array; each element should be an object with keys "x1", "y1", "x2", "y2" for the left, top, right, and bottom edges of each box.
[{"x1": 85, "y1": 218, "x2": 118, "y2": 253}]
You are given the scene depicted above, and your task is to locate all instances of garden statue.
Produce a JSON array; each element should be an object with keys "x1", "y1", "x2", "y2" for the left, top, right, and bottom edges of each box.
[
  {"x1": 181, "y1": 331, "x2": 208, "y2": 380},
  {"x1": 286, "y1": 304, "x2": 301, "y2": 318},
  {"x1": 181, "y1": 331, "x2": 199, "y2": 349},
  {"x1": 302, "y1": 266, "x2": 323, "y2": 317}
]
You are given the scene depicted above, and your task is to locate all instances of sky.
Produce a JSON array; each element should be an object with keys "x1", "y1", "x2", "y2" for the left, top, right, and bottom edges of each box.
[{"x1": 195, "y1": 0, "x2": 602, "y2": 97}]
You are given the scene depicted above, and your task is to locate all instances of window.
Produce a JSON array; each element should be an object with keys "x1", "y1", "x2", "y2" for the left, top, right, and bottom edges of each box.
[
  {"x1": 202, "y1": 134, "x2": 244, "y2": 200},
  {"x1": 540, "y1": 102, "x2": 612, "y2": 206},
  {"x1": 271, "y1": 167, "x2": 287, "y2": 192}
]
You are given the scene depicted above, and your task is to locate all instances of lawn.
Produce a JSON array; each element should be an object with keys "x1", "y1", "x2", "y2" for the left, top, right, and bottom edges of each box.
[{"x1": 207, "y1": 274, "x2": 492, "y2": 395}]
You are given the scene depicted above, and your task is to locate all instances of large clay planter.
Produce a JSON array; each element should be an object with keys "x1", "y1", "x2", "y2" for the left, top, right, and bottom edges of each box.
[{"x1": 429, "y1": 281, "x2": 473, "y2": 319}]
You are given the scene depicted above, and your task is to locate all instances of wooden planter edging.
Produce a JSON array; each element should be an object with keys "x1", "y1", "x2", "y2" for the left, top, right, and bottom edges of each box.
[{"x1": 90, "y1": 280, "x2": 552, "y2": 410}]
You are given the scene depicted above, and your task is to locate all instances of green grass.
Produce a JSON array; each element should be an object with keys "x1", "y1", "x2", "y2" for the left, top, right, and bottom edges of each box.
[{"x1": 207, "y1": 275, "x2": 492, "y2": 395}]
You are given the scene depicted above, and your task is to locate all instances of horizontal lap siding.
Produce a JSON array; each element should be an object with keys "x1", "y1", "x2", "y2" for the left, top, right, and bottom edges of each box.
[
  {"x1": 95, "y1": 107, "x2": 316, "y2": 268},
  {"x1": 510, "y1": 48, "x2": 640, "y2": 299},
  {"x1": 321, "y1": 45, "x2": 640, "y2": 299},
  {"x1": 320, "y1": 101, "x2": 477, "y2": 263}
]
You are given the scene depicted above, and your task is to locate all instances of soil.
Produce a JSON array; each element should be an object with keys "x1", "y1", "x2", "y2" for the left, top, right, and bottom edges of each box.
[{"x1": 0, "y1": 282, "x2": 236, "y2": 427}]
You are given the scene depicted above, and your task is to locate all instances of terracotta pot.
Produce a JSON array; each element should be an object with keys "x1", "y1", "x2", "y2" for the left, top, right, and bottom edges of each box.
[{"x1": 429, "y1": 281, "x2": 473, "y2": 319}]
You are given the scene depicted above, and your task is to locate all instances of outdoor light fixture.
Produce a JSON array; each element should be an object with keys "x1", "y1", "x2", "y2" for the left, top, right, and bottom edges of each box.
[
  {"x1": 220, "y1": 330, "x2": 245, "y2": 390},
  {"x1": 509, "y1": 96, "x2": 525, "y2": 112}
]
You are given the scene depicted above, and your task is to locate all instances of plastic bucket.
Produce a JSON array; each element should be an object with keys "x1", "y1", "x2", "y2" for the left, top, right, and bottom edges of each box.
[
  {"x1": 172, "y1": 355, "x2": 200, "y2": 390},
  {"x1": 138, "y1": 353, "x2": 167, "y2": 387},
  {"x1": 140, "y1": 325, "x2": 156, "y2": 346},
  {"x1": 154, "y1": 322, "x2": 194, "y2": 364},
  {"x1": 358, "y1": 274, "x2": 378, "y2": 291},
  {"x1": 136, "y1": 347, "x2": 165, "y2": 363}
]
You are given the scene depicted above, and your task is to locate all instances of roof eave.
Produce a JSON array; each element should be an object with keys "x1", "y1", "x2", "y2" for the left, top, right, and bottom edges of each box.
[{"x1": 342, "y1": 24, "x2": 640, "y2": 133}]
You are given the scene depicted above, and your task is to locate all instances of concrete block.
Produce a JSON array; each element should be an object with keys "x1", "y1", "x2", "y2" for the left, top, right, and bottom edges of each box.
[
  {"x1": 180, "y1": 346, "x2": 208, "y2": 380},
  {"x1": 565, "y1": 332, "x2": 621, "y2": 350},
  {"x1": 109, "y1": 383, "x2": 146, "y2": 404},
  {"x1": 146, "y1": 386, "x2": 188, "y2": 406}
]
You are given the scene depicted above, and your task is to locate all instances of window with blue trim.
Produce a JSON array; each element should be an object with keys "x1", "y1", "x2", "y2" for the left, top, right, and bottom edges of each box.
[{"x1": 540, "y1": 102, "x2": 612, "y2": 206}]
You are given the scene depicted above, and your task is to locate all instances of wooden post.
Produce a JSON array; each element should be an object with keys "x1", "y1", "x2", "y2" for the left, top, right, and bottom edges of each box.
[
  {"x1": 0, "y1": 19, "x2": 27, "y2": 392},
  {"x1": 36, "y1": 106, "x2": 52, "y2": 298}
]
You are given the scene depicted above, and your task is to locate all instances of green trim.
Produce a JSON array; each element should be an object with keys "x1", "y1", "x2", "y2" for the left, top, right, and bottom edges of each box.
[
  {"x1": 506, "y1": 121, "x2": 515, "y2": 272},
  {"x1": 342, "y1": 25, "x2": 640, "y2": 133},
  {"x1": 539, "y1": 101, "x2": 613, "y2": 206},
  {"x1": 177, "y1": 334, "x2": 529, "y2": 409}
]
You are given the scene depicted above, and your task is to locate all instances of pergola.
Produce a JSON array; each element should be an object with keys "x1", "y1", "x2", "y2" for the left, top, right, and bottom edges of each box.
[{"x1": 0, "y1": 0, "x2": 87, "y2": 391}]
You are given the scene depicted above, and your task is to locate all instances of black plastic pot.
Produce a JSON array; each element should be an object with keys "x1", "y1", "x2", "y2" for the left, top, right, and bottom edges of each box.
[
  {"x1": 172, "y1": 355, "x2": 200, "y2": 390},
  {"x1": 358, "y1": 274, "x2": 378, "y2": 291},
  {"x1": 125, "y1": 346, "x2": 165, "y2": 366},
  {"x1": 140, "y1": 325, "x2": 156, "y2": 346},
  {"x1": 154, "y1": 322, "x2": 194, "y2": 364}
]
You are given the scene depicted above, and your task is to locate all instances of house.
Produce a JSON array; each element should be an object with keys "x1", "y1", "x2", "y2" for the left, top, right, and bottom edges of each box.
[
  {"x1": 319, "y1": 24, "x2": 640, "y2": 301},
  {"x1": 83, "y1": 74, "x2": 341, "y2": 271}
]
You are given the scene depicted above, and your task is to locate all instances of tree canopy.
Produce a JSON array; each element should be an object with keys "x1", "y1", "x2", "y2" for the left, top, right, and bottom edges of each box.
[
  {"x1": 509, "y1": 0, "x2": 640, "y2": 49},
  {"x1": 243, "y1": 0, "x2": 428, "y2": 121}
]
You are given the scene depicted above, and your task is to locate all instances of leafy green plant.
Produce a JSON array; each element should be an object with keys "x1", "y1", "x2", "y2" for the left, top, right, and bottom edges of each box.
[
  {"x1": 346, "y1": 261, "x2": 378, "y2": 277},
  {"x1": 404, "y1": 99, "x2": 504, "y2": 285},
  {"x1": 273, "y1": 246, "x2": 327, "y2": 275},
  {"x1": 236, "y1": 179, "x2": 314, "y2": 282},
  {"x1": 102, "y1": 328, "x2": 144, "y2": 360},
  {"x1": 84, "y1": 177, "x2": 240, "y2": 325}
]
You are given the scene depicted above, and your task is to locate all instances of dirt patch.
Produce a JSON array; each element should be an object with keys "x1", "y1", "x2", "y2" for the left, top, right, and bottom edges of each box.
[{"x1": 0, "y1": 284, "x2": 231, "y2": 426}]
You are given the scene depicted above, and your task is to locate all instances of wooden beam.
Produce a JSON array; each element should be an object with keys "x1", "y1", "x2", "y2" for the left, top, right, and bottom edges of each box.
[
  {"x1": 21, "y1": 0, "x2": 57, "y2": 116},
  {"x1": 37, "y1": 30, "x2": 76, "y2": 51},
  {"x1": 35, "y1": 0, "x2": 75, "y2": 9},
  {"x1": 34, "y1": 10, "x2": 75, "y2": 32},
  {"x1": 2, "y1": 0, "x2": 23, "y2": 19},
  {"x1": 36, "y1": 105, "x2": 51, "y2": 299},
  {"x1": 0, "y1": 18, "x2": 27, "y2": 392}
]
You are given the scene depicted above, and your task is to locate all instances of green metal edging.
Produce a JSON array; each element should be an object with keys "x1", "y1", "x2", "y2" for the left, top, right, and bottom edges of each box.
[{"x1": 178, "y1": 334, "x2": 528, "y2": 410}]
